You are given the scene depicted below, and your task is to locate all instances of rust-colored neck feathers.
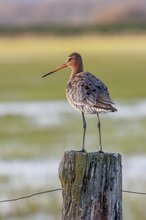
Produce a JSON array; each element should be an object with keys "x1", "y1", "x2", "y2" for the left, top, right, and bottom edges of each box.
[
  {"x1": 68, "y1": 52, "x2": 83, "y2": 78},
  {"x1": 71, "y1": 59, "x2": 83, "y2": 76}
]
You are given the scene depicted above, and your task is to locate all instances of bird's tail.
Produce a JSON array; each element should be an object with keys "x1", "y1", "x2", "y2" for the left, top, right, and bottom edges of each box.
[{"x1": 109, "y1": 105, "x2": 117, "y2": 112}]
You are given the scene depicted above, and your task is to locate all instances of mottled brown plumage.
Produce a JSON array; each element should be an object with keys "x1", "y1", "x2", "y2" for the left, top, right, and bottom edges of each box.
[
  {"x1": 42, "y1": 52, "x2": 117, "y2": 152},
  {"x1": 66, "y1": 71, "x2": 116, "y2": 114}
]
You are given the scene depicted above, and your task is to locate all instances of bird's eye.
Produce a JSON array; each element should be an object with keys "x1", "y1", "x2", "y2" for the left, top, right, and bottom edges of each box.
[{"x1": 68, "y1": 57, "x2": 72, "y2": 62}]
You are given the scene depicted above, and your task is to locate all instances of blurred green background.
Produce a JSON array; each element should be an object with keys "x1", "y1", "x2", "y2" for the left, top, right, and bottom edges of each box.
[
  {"x1": 0, "y1": 0, "x2": 146, "y2": 219},
  {"x1": 1, "y1": 35, "x2": 146, "y2": 101}
]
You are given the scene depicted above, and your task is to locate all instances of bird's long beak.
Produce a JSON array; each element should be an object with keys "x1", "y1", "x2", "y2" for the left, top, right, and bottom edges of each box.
[{"x1": 42, "y1": 63, "x2": 67, "y2": 78}]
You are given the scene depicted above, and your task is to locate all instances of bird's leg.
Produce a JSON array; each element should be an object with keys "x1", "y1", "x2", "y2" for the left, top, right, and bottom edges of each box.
[
  {"x1": 97, "y1": 114, "x2": 103, "y2": 153},
  {"x1": 81, "y1": 112, "x2": 86, "y2": 152}
]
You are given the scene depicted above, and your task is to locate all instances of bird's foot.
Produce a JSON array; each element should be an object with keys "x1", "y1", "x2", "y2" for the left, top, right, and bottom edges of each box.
[
  {"x1": 98, "y1": 150, "x2": 104, "y2": 153},
  {"x1": 79, "y1": 148, "x2": 87, "y2": 153}
]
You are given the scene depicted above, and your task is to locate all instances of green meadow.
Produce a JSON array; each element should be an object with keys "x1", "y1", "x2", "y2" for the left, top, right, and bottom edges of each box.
[
  {"x1": 0, "y1": 35, "x2": 146, "y2": 157},
  {"x1": 0, "y1": 35, "x2": 146, "y2": 101},
  {"x1": 0, "y1": 35, "x2": 146, "y2": 220}
]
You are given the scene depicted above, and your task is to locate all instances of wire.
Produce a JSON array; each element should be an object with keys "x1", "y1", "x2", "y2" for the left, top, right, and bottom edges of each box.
[
  {"x1": 0, "y1": 188, "x2": 146, "y2": 203},
  {"x1": 0, "y1": 188, "x2": 62, "y2": 203},
  {"x1": 123, "y1": 190, "x2": 146, "y2": 195}
]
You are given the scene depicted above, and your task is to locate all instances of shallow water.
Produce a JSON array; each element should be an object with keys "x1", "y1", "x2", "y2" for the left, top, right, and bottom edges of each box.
[
  {"x1": 0, "y1": 100, "x2": 146, "y2": 126},
  {"x1": 0, "y1": 155, "x2": 146, "y2": 186}
]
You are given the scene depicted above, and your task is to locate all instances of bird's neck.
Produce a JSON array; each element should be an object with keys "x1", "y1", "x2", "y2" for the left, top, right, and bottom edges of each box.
[{"x1": 70, "y1": 60, "x2": 83, "y2": 78}]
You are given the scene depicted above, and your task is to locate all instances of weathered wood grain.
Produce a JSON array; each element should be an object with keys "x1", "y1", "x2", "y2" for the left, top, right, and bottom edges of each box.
[{"x1": 59, "y1": 150, "x2": 122, "y2": 220}]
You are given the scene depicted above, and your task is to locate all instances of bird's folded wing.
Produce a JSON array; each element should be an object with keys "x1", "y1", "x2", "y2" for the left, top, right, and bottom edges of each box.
[{"x1": 74, "y1": 72, "x2": 114, "y2": 108}]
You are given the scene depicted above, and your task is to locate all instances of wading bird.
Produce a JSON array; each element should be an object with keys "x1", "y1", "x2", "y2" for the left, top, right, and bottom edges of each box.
[{"x1": 42, "y1": 52, "x2": 117, "y2": 152}]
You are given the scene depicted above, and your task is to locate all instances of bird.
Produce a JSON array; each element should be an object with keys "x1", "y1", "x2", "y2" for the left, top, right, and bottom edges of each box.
[{"x1": 42, "y1": 52, "x2": 117, "y2": 152}]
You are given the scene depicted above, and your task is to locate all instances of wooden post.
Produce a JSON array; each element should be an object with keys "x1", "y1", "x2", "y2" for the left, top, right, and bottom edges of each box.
[{"x1": 59, "y1": 151, "x2": 122, "y2": 220}]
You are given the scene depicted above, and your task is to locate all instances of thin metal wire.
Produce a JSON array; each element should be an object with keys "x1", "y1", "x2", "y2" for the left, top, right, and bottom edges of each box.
[
  {"x1": 0, "y1": 188, "x2": 146, "y2": 203},
  {"x1": 0, "y1": 188, "x2": 62, "y2": 203},
  {"x1": 123, "y1": 190, "x2": 146, "y2": 195}
]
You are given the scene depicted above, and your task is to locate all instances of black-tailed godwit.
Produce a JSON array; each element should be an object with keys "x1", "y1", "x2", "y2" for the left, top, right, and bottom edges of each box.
[{"x1": 42, "y1": 52, "x2": 117, "y2": 152}]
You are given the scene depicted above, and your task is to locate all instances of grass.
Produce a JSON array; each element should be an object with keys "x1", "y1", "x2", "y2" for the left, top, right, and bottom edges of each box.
[
  {"x1": 0, "y1": 112, "x2": 146, "y2": 159},
  {"x1": 0, "y1": 35, "x2": 146, "y2": 101},
  {"x1": 0, "y1": 35, "x2": 146, "y2": 157}
]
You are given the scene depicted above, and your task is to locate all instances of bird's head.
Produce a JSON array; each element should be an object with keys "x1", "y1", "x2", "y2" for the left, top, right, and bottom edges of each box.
[
  {"x1": 42, "y1": 52, "x2": 83, "y2": 78},
  {"x1": 65, "y1": 52, "x2": 82, "y2": 68}
]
